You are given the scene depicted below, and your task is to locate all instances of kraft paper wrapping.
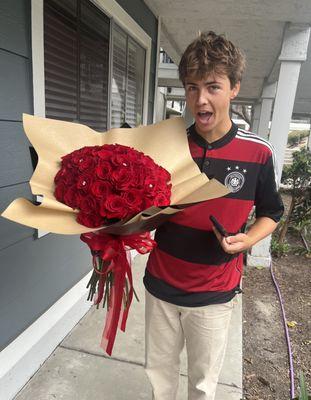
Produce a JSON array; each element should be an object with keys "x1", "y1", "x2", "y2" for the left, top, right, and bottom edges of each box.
[{"x1": 1, "y1": 114, "x2": 230, "y2": 234}]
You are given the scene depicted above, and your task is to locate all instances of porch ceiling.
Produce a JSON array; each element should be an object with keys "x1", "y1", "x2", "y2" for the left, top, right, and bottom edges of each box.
[{"x1": 144, "y1": 0, "x2": 311, "y2": 117}]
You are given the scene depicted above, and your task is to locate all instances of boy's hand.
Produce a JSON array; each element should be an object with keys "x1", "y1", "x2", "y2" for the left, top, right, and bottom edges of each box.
[
  {"x1": 212, "y1": 228, "x2": 252, "y2": 254},
  {"x1": 212, "y1": 217, "x2": 278, "y2": 255}
]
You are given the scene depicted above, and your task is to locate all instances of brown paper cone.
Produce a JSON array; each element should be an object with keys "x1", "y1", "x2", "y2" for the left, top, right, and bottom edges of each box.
[{"x1": 1, "y1": 114, "x2": 229, "y2": 234}]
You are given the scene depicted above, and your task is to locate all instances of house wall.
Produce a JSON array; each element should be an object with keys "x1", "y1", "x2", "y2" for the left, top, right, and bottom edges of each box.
[
  {"x1": 0, "y1": 0, "x2": 157, "y2": 351},
  {"x1": 0, "y1": 0, "x2": 92, "y2": 350}
]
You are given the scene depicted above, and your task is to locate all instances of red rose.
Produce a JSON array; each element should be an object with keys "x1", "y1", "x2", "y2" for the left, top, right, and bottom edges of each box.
[
  {"x1": 104, "y1": 194, "x2": 129, "y2": 220},
  {"x1": 123, "y1": 189, "x2": 143, "y2": 212},
  {"x1": 63, "y1": 186, "x2": 82, "y2": 209},
  {"x1": 154, "y1": 191, "x2": 170, "y2": 207},
  {"x1": 77, "y1": 156, "x2": 95, "y2": 172},
  {"x1": 54, "y1": 181, "x2": 67, "y2": 202},
  {"x1": 55, "y1": 166, "x2": 78, "y2": 185},
  {"x1": 90, "y1": 180, "x2": 113, "y2": 199},
  {"x1": 129, "y1": 170, "x2": 142, "y2": 189},
  {"x1": 110, "y1": 153, "x2": 129, "y2": 167},
  {"x1": 54, "y1": 168, "x2": 64, "y2": 184},
  {"x1": 111, "y1": 167, "x2": 133, "y2": 190},
  {"x1": 97, "y1": 148, "x2": 114, "y2": 160},
  {"x1": 80, "y1": 195, "x2": 98, "y2": 214},
  {"x1": 144, "y1": 175, "x2": 157, "y2": 191},
  {"x1": 157, "y1": 166, "x2": 171, "y2": 182},
  {"x1": 96, "y1": 161, "x2": 112, "y2": 179},
  {"x1": 77, "y1": 173, "x2": 93, "y2": 192},
  {"x1": 77, "y1": 211, "x2": 103, "y2": 228}
]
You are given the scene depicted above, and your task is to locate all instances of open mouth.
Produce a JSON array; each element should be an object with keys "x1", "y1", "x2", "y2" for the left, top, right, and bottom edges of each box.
[{"x1": 197, "y1": 111, "x2": 213, "y2": 124}]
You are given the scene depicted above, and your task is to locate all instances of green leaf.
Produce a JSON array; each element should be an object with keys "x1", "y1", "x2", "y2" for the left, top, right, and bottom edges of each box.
[{"x1": 299, "y1": 372, "x2": 309, "y2": 400}]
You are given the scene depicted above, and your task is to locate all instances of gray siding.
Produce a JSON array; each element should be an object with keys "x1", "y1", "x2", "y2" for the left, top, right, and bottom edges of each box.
[
  {"x1": 0, "y1": 0, "x2": 91, "y2": 350},
  {"x1": 0, "y1": 122, "x2": 33, "y2": 187},
  {"x1": 116, "y1": 0, "x2": 158, "y2": 124},
  {"x1": 0, "y1": 0, "x2": 30, "y2": 57},
  {"x1": 0, "y1": 0, "x2": 157, "y2": 350},
  {"x1": 0, "y1": 183, "x2": 33, "y2": 249},
  {"x1": 0, "y1": 234, "x2": 90, "y2": 350}
]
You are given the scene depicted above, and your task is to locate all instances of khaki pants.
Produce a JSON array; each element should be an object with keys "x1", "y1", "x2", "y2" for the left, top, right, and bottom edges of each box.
[{"x1": 145, "y1": 290, "x2": 234, "y2": 400}]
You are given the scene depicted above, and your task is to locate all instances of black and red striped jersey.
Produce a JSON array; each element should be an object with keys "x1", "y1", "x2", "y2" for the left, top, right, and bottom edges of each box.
[{"x1": 144, "y1": 122, "x2": 284, "y2": 307}]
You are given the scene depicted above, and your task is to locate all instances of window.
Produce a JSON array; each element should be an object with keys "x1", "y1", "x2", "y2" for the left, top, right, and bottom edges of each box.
[
  {"x1": 44, "y1": 0, "x2": 110, "y2": 131},
  {"x1": 44, "y1": 0, "x2": 146, "y2": 131},
  {"x1": 111, "y1": 24, "x2": 145, "y2": 128}
]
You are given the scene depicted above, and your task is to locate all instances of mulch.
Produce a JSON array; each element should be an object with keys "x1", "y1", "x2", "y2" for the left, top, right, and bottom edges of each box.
[{"x1": 242, "y1": 193, "x2": 311, "y2": 399}]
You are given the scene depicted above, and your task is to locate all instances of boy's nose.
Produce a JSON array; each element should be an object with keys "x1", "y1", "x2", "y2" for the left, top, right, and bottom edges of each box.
[{"x1": 196, "y1": 89, "x2": 209, "y2": 105}]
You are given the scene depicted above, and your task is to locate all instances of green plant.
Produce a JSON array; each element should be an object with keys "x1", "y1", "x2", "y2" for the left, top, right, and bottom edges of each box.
[
  {"x1": 293, "y1": 372, "x2": 310, "y2": 400},
  {"x1": 279, "y1": 149, "x2": 311, "y2": 244},
  {"x1": 271, "y1": 236, "x2": 290, "y2": 257},
  {"x1": 287, "y1": 130, "x2": 310, "y2": 147}
]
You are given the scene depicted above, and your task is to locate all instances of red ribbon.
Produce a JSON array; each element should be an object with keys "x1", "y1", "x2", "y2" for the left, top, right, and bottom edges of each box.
[{"x1": 80, "y1": 231, "x2": 156, "y2": 355}]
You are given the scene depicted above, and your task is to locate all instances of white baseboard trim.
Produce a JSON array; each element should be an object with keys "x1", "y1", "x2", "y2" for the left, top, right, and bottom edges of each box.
[{"x1": 0, "y1": 271, "x2": 93, "y2": 400}]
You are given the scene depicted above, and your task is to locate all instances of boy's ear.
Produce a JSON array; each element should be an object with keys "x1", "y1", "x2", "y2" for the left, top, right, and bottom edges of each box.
[{"x1": 230, "y1": 82, "x2": 240, "y2": 100}]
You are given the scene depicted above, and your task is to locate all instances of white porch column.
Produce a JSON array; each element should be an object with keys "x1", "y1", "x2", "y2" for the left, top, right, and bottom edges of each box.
[
  {"x1": 247, "y1": 24, "x2": 310, "y2": 268},
  {"x1": 251, "y1": 103, "x2": 261, "y2": 133},
  {"x1": 269, "y1": 24, "x2": 311, "y2": 182},
  {"x1": 153, "y1": 17, "x2": 161, "y2": 123},
  {"x1": 308, "y1": 118, "x2": 311, "y2": 151},
  {"x1": 257, "y1": 82, "x2": 277, "y2": 139}
]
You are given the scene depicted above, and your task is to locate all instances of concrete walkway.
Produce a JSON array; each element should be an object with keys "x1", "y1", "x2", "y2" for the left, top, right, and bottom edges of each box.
[{"x1": 14, "y1": 254, "x2": 242, "y2": 400}]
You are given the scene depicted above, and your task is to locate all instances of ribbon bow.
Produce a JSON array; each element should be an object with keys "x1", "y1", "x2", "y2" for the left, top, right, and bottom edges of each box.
[{"x1": 80, "y1": 231, "x2": 156, "y2": 355}]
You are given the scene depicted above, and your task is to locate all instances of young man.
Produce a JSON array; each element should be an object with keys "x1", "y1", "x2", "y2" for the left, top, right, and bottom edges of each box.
[{"x1": 143, "y1": 31, "x2": 284, "y2": 400}]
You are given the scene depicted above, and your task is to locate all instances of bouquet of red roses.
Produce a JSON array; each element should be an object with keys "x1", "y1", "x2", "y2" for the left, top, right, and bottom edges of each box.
[
  {"x1": 2, "y1": 114, "x2": 229, "y2": 355},
  {"x1": 54, "y1": 143, "x2": 172, "y2": 355},
  {"x1": 54, "y1": 143, "x2": 171, "y2": 228}
]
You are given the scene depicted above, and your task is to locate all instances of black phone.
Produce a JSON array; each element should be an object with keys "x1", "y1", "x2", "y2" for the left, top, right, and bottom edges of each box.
[{"x1": 209, "y1": 215, "x2": 229, "y2": 237}]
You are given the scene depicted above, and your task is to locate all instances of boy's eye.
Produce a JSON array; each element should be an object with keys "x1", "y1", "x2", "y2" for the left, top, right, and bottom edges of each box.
[
  {"x1": 187, "y1": 86, "x2": 197, "y2": 92},
  {"x1": 210, "y1": 85, "x2": 220, "y2": 91}
]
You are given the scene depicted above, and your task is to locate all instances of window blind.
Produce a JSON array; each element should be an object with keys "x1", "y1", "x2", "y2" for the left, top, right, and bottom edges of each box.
[
  {"x1": 44, "y1": 0, "x2": 110, "y2": 131},
  {"x1": 111, "y1": 25, "x2": 146, "y2": 128}
]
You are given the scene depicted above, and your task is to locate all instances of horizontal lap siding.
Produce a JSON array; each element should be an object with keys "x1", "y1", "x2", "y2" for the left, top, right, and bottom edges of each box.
[
  {"x1": 0, "y1": 122, "x2": 33, "y2": 187},
  {"x1": 0, "y1": 0, "x2": 91, "y2": 350},
  {"x1": 0, "y1": 0, "x2": 30, "y2": 57},
  {"x1": 0, "y1": 234, "x2": 91, "y2": 350},
  {"x1": 0, "y1": 183, "x2": 33, "y2": 250},
  {"x1": 0, "y1": 51, "x2": 33, "y2": 120}
]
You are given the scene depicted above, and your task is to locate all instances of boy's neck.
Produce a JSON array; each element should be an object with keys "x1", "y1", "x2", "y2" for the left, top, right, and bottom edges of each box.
[{"x1": 195, "y1": 118, "x2": 233, "y2": 143}]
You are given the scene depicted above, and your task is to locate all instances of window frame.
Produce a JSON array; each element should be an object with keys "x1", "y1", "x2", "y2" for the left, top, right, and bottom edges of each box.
[
  {"x1": 31, "y1": 0, "x2": 152, "y2": 238},
  {"x1": 31, "y1": 0, "x2": 152, "y2": 126},
  {"x1": 110, "y1": 20, "x2": 146, "y2": 128}
]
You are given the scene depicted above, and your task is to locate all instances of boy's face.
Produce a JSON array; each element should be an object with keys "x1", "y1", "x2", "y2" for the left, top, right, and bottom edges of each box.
[{"x1": 184, "y1": 73, "x2": 240, "y2": 138}]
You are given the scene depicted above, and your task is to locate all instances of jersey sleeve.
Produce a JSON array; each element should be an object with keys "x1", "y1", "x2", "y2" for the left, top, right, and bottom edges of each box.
[{"x1": 255, "y1": 153, "x2": 284, "y2": 222}]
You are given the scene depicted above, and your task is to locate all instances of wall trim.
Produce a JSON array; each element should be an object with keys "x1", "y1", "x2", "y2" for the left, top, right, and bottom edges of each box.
[
  {"x1": 153, "y1": 16, "x2": 161, "y2": 123},
  {"x1": 31, "y1": 0, "x2": 45, "y2": 118},
  {"x1": 0, "y1": 271, "x2": 93, "y2": 400}
]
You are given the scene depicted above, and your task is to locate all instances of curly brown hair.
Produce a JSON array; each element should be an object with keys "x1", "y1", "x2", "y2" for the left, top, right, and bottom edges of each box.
[{"x1": 178, "y1": 31, "x2": 246, "y2": 88}]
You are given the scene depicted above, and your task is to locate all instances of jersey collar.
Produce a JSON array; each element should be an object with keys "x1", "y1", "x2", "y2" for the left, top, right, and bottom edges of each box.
[{"x1": 188, "y1": 121, "x2": 238, "y2": 149}]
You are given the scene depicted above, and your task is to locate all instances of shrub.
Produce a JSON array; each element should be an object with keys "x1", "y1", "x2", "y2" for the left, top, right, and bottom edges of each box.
[{"x1": 287, "y1": 130, "x2": 310, "y2": 147}]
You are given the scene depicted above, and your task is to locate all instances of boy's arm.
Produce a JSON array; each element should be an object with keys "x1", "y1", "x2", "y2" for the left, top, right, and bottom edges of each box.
[
  {"x1": 213, "y1": 216, "x2": 277, "y2": 255},
  {"x1": 214, "y1": 149, "x2": 284, "y2": 254}
]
